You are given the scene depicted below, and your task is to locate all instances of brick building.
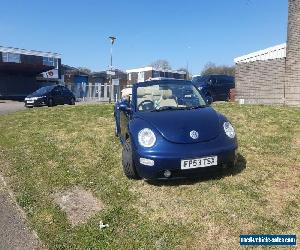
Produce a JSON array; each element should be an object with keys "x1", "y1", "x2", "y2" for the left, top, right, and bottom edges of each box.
[{"x1": 234, "y1": 0, "x2": 300, "y2": 106}]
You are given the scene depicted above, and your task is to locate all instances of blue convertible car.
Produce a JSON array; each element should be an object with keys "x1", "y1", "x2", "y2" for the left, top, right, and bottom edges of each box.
[{"x1": 114, "y1": 79, "x2": 238, "y2": 180}]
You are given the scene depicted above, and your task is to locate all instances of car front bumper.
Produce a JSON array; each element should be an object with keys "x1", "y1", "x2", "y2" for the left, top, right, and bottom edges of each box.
[
  {"x1": 132, "y1": 138, "x2": 238, "y2": 180},
  {"x1": 24, "y1": 99, "x2": 47, "y2": 107}
]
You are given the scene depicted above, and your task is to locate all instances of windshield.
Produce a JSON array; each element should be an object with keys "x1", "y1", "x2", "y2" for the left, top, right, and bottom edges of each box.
[
  {"x1": 31, "y1": 86, "x2": 54, "y2": 95},
  {"x1": 136, "y1": 83, "x2": 206, "y2": 112}
]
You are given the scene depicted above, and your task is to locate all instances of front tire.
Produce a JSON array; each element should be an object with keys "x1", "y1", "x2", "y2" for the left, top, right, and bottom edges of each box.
[
  {"x1": 115, "y1": 121, "x2": 118, "y2": 137},
  {"x1": 122, "y1": 139, "x2": 139, "y2": 179}
]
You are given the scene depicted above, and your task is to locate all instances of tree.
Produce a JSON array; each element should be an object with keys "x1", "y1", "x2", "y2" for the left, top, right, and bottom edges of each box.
[
  {"x1": 150, "y1": 59, "x2": 172, "y2": 71},
  {"x1": 77, "y1": 67, "x2": 92, "y2": 75},
  {"x1": 201, "y1": 62, "x2": 235, "y2": 77}
]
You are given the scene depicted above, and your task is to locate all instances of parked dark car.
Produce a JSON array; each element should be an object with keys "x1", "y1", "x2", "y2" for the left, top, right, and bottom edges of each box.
[
  {"x1": 24, "y1": 85, "x2": 75, "y2": 108},
  {"x1": 192, "y1": 75, "x2": 235, "y2": 102},
  {"x1": 114, "y1": 79, "x2": 238, "y2": 180}
]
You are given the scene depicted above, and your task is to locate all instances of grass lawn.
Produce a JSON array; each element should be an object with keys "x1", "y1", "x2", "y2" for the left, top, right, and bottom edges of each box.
[{"x1": 0, "y1": 103, "x2": 299, "y2": 249}]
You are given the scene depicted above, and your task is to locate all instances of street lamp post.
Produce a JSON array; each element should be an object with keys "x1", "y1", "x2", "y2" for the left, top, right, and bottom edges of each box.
[
  {"x1": 186, "y1": 45, "x2": 191, "y2": 80},
  {"x1": 108, "y1": 36, "x2": 116, "y2": 103}
]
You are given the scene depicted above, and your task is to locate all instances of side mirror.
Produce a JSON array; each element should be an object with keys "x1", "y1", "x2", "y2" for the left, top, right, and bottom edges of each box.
[
  {"x1": 118, "y1": 101, "x2": 131, "y2": 112},
  {"x1": 206, "y1": 96, "x2": 213, "y2": 105}
]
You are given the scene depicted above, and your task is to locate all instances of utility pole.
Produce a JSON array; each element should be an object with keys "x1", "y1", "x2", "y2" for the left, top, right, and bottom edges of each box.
[
  {"x1": 186, "y1": 45, "x2": 191, "y2": 80},
  {"x1": 108, "y1": 36, "x2": 116, "y2": 103},
  {"x1": 186, "y1": 61, "x2": 189, "y2": 80}
]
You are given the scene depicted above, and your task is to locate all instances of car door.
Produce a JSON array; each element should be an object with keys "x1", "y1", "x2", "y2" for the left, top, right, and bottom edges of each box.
[
  {"x1": 52, "y1": 86, "x2": 63, "y2": 104},
  {"x1": 219, "y1": 76, "x2": 234, "y2": 101},
  {"x1": 215, "y1": 76, "x2": 226, "y2": 101},
  {"x1": 212, "y1": 76, "x2": 225, "y2": 101},
  {"x1": 119, "y1": 100, "x2": 131, "y2": 142},
  {"x1": 208, "y1": 76, "x2": 218, "y2": 100},
  {"x1": 62, "y1": 86, "x2": 71, "y2": 104}
]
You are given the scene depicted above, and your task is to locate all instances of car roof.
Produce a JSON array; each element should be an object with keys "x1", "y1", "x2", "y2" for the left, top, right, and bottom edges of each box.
[
  {"x1": 193, "y1": 74, "x2": 234, "y2": 79},
  {"x1": 38, "y1": 85, "x2": 56, "y2": 90}
]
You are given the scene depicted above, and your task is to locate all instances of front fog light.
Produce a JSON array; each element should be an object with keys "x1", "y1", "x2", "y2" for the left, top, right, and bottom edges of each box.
[
  {"x1": 223, "y1": 122, "x2": 235, "y2": 138},
  {"x1": 163, "y1": 170, "x2": 172, "y2": 178},
  {"x1": 138, "y1": 128, "x2": 156, "y2": 147},
  {"x1": 140, "y1": 158, "x2": 154, "y2": 166}
]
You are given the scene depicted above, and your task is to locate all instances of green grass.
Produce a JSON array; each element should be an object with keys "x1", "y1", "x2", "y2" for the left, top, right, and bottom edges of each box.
[{"x1": 0, "y1": 103, "x2": 299, "y2": 249}]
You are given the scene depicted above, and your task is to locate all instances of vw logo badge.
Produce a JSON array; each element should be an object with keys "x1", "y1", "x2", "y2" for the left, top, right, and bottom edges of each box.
[{"x1": 190, "y1": 130, "x2": 199, "y2": 139}]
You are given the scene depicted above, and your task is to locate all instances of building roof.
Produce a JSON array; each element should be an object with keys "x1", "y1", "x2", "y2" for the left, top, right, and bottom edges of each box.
[
  {"x1": 234, "y1": 43, "x2": 286, "y2": 64},
  {"x1": 0, "y1": 46, "x2": 61, "y2": 59},
  {"x1": 126, "y1": 66, "x2": 186, "y2": 75},
  {"x1": 126, "y1": 66, "x2": 154, "y2": 73}
]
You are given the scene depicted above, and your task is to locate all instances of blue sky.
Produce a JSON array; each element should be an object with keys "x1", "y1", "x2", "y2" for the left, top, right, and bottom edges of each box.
[{"x1": 1, "y1": 0, "x2": 287, "y2": 74}]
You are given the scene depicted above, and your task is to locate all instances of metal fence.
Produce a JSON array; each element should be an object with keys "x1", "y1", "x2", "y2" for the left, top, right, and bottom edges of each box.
[{"x1": 66, "y1": 82, "x2": 120, "y2": 102}]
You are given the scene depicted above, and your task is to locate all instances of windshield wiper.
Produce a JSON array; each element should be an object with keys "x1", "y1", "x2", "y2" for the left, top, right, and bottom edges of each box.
[
  {"x1": 151, "y1": 106, "x2": 206, "y2": 112},
  {"x1": 186, "y1": 105, "x2": 207, "y2": 110},
  {"x1": 151, "y1": 106, "x2": 179, "y2": 112}
]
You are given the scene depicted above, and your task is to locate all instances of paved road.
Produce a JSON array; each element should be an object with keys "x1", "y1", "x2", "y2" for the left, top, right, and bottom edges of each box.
[
  {"x1": 0, "y1": 177, "x2": 41, "y2": 250},
  {"x1": 0, "y1": 103, "x2": 42, "y2": 249},
  {"x1": 0, "y1": 100, "x2": 26, "y2": 115},
  {"x1": 0, "y1": 100, "x2": 108, "y2": 115}
]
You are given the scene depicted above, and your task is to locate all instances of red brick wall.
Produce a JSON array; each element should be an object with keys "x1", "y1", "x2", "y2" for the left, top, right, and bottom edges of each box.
[
  {"x1": 236, "y1": 58, "x2": 286, "y2": 105},
  {"x1": 286, "y1": 0, "x2": 300, "y2": 105}
]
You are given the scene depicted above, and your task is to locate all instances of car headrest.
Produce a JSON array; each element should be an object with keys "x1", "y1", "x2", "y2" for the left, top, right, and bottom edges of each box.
[
  {"x1": 121, "y1": 88, "x2": 132, "y2": 98},
  {"x1": 143, "y1": 87, "x2": 152, "y2": 96},
  {"x1": 137, "y1": 88, "x2": 146, "y2": 97},
  {"x1": 137, "y1": 87, "x2": 153, "y2": 97},
  {"x1": 152, "y1": 89, "x2": 161, "y2": 96},
  {"x1": 162, "y1": 89, "x2": 173, "y2": 99}
]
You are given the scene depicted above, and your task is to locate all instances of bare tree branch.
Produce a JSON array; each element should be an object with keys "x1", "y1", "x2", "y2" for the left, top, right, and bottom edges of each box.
[{"x1": 150, "y1": 59, "x2": 172, "y2": 71}]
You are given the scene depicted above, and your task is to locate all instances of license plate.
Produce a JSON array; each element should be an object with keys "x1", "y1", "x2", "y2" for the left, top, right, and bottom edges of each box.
[
  {"x1": 181, "y1": 156, "x2": 218, "y2": 170},
  {"x1": 27, "y1": 101, "x2": 34, "y2": 104}
]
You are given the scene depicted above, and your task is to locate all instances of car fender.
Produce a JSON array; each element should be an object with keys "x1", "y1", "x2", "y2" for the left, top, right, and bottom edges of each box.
[
  {"x1": 128, "y1": 117, "x2": 163, "y2": 151},
  {"x1": 216, "y1": 113, "x2": 238, "y2": 144},
  {"x1": 114, "y1": 103, "x2": 121, "y2": 135}
]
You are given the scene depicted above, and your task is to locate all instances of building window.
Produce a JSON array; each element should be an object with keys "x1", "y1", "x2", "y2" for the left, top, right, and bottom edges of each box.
[
  {"x1": 2, "y1": 52, "x2": 21, "y2": 63},
  {"x1": 43, "y1": 57, "x2": 58, "y2": 68},
  {"x1": 153, "y1": 71, "x2": 160, "y2": 78},
  {"x1": 138, "y1": 72, "x2": 145, "y2": 82}
]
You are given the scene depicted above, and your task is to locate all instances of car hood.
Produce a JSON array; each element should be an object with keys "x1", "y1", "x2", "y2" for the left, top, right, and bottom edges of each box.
[
  {"x1": 26, "y1": 93, "x2": 47, "y2": 98},
  {"x1": 134, "y1": 107, "x2": 221, "y2": 144}
]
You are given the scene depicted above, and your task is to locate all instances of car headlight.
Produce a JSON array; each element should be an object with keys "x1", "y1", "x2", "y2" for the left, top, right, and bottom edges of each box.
[
  {"x1": 138, "y1": 128, "x2": 156, "y2": 147},
  {"x1": 223, "y1": 122, "x2": 235, "y2": 138}
]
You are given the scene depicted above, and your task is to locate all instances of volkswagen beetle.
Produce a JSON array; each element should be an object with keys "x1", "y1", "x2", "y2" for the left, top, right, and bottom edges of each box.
[{"x1": 114, "y1": 79, "x2": 238, "y2": 180}]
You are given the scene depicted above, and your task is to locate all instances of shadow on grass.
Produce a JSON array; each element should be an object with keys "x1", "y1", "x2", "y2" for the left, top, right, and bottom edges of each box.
[{"x1": 146, "y1": 153, "x2": 247, "y2": 186}]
